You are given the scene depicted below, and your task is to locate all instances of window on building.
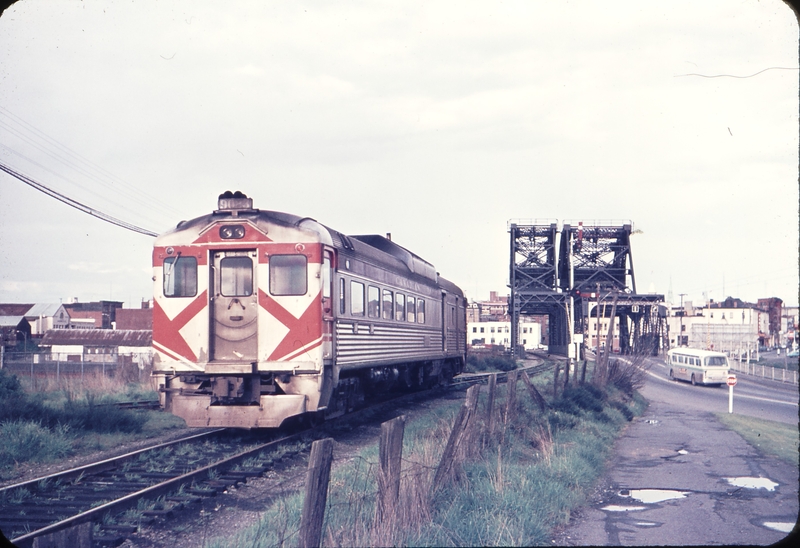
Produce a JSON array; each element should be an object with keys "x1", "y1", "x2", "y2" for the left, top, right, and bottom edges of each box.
[{"x1": 480, "y1": 327, "x2": 484, "y2": 333}]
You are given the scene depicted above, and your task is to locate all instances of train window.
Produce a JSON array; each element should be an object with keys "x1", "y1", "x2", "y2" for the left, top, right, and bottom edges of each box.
[
  {"x1": 367, "y1": 286, "x2": 380, "y2": 318},
  {"x1": 163, "y1": 256, "x2": 197, "y2": 298},
  {"x1": 407, "y1": 296, "x2": 416, "y2": 322},
  {"x1": 395, "y1": 293, "x2": 405, "y2": 321},
  {"x1": 417, "y1": 299, "x2": 425, "y2": 323},
  {"x1": 351, "y1": 281, "x2": 365, "y2": 316},
  {"x1": 269, "y1": 255, "x2": 307, "y2": 296},
  {"x1": 220, "y1": 257, "x2": 253, "y2": 296},
  {"x1": 382, "y1": 289, "x2": 393, "y2": 320},
  {"x1": 339, "y1": 278, "x2": 346, "y2": 314}
]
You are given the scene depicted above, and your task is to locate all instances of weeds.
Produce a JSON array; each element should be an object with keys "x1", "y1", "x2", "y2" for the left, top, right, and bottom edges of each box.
[{"x1": 202, "y1": 360, "x2": 646, "y2": 547}]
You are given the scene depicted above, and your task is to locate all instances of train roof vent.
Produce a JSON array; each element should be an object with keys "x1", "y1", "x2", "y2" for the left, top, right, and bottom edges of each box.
[{"x1": 217, "y1": 190, "x2": 254, "y2": 212}]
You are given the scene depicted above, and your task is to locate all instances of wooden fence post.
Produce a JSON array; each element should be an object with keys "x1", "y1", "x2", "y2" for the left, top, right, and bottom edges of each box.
[
  {"x1": 463, "y1": 384, "x2": 481, "y2": 459},
  {"x1": 486, "y1": 373, "x2": 497, "y2": 436},
  {"x1": 299, "y1": 438, "x2": 334, "y2": 548},
  {"x1": 520, "y1": 369, "x2": 547, "y2": 412},
  {"x1": 504, "y1": 370, "x2": 518, "y2": 423},
  {"x1": 432, "y1": 385, "x2": 480, "y2": 494},
  {"x1": 552, "y1": 362, "x2": 560, "y2": 399},
  {"x1": 377, "y1": 415, "x2": 406, "y2": 522}
]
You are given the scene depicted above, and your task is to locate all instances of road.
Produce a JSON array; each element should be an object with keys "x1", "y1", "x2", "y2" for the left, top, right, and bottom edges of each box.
[
  {"x1": 644, "y1": 357, "x2": 798, "y2": 425},
  {"x1": 555, "y1": 359, "x2": 799, "y2": 546}
]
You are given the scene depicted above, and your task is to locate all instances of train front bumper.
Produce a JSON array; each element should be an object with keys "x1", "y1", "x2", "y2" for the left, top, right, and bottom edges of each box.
[{"x1": 169, "y1": 393, "x2": 308, "y2": 428}]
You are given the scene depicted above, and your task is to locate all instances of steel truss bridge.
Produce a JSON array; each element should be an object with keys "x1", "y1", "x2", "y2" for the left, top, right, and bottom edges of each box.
[{"x1": 509, "y1": 220, "x2": 666, "y2": 358}]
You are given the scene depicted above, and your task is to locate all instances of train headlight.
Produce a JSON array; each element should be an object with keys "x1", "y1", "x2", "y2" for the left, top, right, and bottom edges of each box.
[{"x1": 219, "y1": 225, "x2": 245, "y2": 239}]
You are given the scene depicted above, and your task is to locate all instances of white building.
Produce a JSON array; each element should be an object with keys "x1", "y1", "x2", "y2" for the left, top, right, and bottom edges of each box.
[
  {"x1": 25, "y1": 303, "x2": 70, "y2": 335},
  {"x1": 468, "y1": 320, "x2": 542, "y2": 351},
  {"x1": 666, "y1": 301, "x2": 765, "y2": 355}
]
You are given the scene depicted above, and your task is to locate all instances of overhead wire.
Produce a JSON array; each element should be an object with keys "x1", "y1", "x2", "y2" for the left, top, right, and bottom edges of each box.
[
  {"x1": 0, "y1": 106, "x2": 193, "y2": 223},
  {"x1": 0, "y1": 160, "x2": 158, "y2": 237}
]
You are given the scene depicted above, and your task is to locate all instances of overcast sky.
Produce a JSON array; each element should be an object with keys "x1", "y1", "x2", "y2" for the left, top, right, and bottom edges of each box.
[{"x1": 1, "y1": 0, "x2": 797, "y2": 310}]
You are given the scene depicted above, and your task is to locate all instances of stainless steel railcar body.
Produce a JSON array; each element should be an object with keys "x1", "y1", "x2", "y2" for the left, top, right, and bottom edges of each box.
[{"x1": 152, "y1": 191, "x2": 466, "y2": 428}]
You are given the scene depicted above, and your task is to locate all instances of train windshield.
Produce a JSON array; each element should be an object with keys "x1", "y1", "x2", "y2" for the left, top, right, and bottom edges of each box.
[
  {"x1": 164, "y1": 256, "x2": 197, "y2": 297},
  {"x1": 269, "y1": 254, "x2": 308, "y2": 296},
  {"x1": 220, "y1": 257, "x2": 253, "y2": 296}
]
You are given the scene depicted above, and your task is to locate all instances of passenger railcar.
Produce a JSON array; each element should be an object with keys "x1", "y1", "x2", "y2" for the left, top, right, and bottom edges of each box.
[{"x1": 152, "y1": 191, "x2": 466, "y2": 428}]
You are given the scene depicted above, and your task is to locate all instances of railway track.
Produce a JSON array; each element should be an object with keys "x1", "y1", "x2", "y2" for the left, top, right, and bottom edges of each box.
[
  {"x1": 1, "y1": 427, "x2": 305, "y2": 547},
  {"x1": 2, "y1": 360, "x2": 552, "y2": 547}
]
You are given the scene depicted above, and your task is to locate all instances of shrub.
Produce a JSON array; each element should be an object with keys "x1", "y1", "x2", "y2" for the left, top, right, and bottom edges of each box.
[{"x1": 465, "y1": 353, "x2": 518, "y2": 373}]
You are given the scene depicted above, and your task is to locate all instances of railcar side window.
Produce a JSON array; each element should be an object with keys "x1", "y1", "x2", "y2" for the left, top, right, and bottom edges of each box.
[
  {"x1": 395, "y1": 293, "x2": 405, "y2": 321},
  {"x1": 351, "y1": 281, "x2": 365, "y2": 316},
  {"x1": 339, "y1": 278, "x2": 346, "y2": 314},
  {"x1": 269, "y1": 255, "x2": 308, "y2": 296},
  {"x1": 368, "y1": 286, "x2": 380, "y2": 318},
  {"x1": 164, "y1": 256, "x2": 197, "y2": 297},
  {"x1": 220, "y1": 257, "x2": 253, "y2": 296},
  {"x1": 407, "y1": 296, "x2": 416, "y2": 322},
  {"x1": 417, "y1": 299, "x2": 425, "y2": 323},
  {"x1": 382, "y1": 289, "x2": 393, "y2": 320}
]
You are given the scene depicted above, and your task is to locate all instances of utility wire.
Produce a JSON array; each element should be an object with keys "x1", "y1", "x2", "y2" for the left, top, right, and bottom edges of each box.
[
  {"x1": 0, "y1": 106, "x2": 192, "y2": 222},
  {"x1": 0, "y1": 159, "x2": 158, "y2": 237}
]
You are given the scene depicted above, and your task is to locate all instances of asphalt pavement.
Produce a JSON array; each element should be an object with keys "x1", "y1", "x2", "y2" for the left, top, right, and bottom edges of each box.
[{"x1": 554, "y1": 375, "x2": 799, "y2": 546}]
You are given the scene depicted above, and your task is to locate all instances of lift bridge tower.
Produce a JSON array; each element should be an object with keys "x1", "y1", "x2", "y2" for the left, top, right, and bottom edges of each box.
[{"x1": 509, "y1": 220, "x2": 666, "y2": 359}]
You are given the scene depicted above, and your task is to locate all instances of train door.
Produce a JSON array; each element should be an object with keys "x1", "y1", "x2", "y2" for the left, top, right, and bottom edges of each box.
[
  {"x1": 322, "y1": 249, "x2": 334, "y2": 358},
  {"x1": 441, "y1": 291, "x2": 448, "y2": 352},
  {"x1": 210, "y1": 249, "x2": 258, "y2": 362}
]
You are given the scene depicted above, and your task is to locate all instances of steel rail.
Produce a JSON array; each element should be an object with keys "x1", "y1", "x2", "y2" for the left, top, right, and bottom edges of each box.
[
  {"x1": 8, "y1": 431, "x2": 301, "y2": 548},
  {"x1": 0, "y1": 428, "x2": 225, "y2": 497}
]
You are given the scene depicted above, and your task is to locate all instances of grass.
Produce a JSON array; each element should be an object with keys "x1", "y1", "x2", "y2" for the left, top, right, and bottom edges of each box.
[
  {"x1": 715, "y1": 413, "x2": 799, "y2": 465},
  {"x1": 208, "y1": 361, "x2": 647, "y2": 547},
  {"x1": 0, "y1": 368, "x2": 185, "y2": 478}
]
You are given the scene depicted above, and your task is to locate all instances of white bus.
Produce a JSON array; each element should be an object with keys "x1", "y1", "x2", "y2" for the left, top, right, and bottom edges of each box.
[{"x1": 666, "y1": 348, "x2": 730, "y2": 386}]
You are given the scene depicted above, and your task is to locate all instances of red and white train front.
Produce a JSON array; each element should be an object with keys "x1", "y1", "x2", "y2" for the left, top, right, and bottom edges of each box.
[{"x1": 152, "y1": 191, "x2": 336, "y2": 427}]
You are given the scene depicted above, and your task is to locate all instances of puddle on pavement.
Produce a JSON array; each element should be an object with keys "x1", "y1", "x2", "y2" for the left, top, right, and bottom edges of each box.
[
  {"x1": 602, "y1": 505, "x2": 647, "y2": 512},
  {"x1": 677, "y1": 449, "x2": 688, "y2": 455},
  {"x1": 762, "y1": 521, "x2": 795, "y2": 533},
  {"x1": 634, "y1": 521, "x2": 659, "y2": 527},
  {"x1": 619, "y1": 489, "x2": 689, "y2": 503},
  {"x1": 724, "y1": 477, "x2": 779, "y2": 491}
]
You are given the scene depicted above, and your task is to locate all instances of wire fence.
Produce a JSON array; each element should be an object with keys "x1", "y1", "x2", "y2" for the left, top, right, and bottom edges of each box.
[{"x1": 0, "y1": 351, "x2": 153, "y2": 389}]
